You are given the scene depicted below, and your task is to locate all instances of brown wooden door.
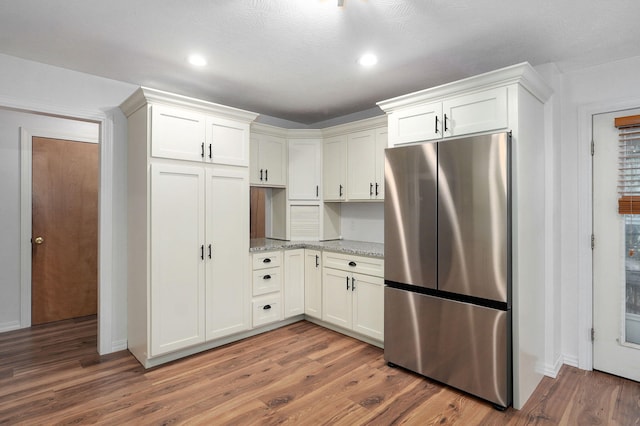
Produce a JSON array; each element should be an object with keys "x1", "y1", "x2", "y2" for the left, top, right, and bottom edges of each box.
[{"x1": 31, "y1": 137, "x2": 98, "y2": 325}]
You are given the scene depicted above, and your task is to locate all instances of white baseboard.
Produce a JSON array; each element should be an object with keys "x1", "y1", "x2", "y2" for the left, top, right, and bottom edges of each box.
[
  {"x1": 543, "y1": 355, "x2": 563, "y2": 378},
  {"x1": 0, "y1": 320, "x2": 22, "y2": 333},
  {"x1": 111, "y1": 339, "x2": 128, "y2": 352},
  {"x1": 562, "y1": 354, "x2": 579, "y2": 368}
]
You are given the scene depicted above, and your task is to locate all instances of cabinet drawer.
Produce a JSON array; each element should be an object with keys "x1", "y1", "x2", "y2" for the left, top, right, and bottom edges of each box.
[
  {"x1": 252, "y1": 268, "x2": 282, "y2": 296},
  {"x1": 322, "y1": 252, "x2": 384, "y2": 277},
  {"x1": 252, "y1": 251, "x2": 282, "y2": 269},
  {"x1": 252, "y1": 294, "x2": 282, "y2": 327}
]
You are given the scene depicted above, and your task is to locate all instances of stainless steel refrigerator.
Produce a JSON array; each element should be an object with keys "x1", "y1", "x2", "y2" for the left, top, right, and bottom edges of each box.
[{"x1": 384, "y1": 132, "x2": 512, "y2": 409}]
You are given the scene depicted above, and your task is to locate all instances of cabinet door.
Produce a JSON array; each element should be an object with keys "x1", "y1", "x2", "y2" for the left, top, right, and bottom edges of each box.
[
  {"x1": 284, "y1": 249, "x2": 305, "y2": 318},
  {"x1": 207, "y1": 116, "x2": 250, "y2": 167},
  {"x1": 347, "y1": 130, "x2": 376, "y2": 200},
  {"x1": 388, "y1": 102, "x2": 442, "y2": 146},
  {"x1": 151, "y1": 104, "x2": 206, "y2": 162},
  {"x1": 304, "y1": 249, "x2": 322, "y2": 319},
  {"x1": 150, "y1": 163, "x2": 206, "y2": 356},
  {"x1": 288, "y1": 139, "x2": 321, "y2": 200},
  {"x1": 322, "y1": 268, "x2": 352, "y2": 329},
  {"x1": 351, "y1": 272, "x2": 384, "y2": 341},
  {"x1": 205, "y1": 168, "x2": 250, "y2": 340},
  {"x1": 260, "y1": 136, "x2": 287, "y2": 186},
  {"x1": 323, "y1": 136, "x2": 346, "y2": 201},
  {"x1": 374, "y1": 127, "x2": 388, "y2": 200},
  {"x1": 443, "y1": 87, "x2": 508, "y2": 138}
]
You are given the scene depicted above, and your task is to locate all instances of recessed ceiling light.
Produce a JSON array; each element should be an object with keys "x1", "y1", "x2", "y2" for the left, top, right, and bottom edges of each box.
[
  {"x1": 358, "y1": 53, "x2": 378, "y2": 67},
  {"x1": 188, "y1": 54, "x2": 207, "y2": 67}
]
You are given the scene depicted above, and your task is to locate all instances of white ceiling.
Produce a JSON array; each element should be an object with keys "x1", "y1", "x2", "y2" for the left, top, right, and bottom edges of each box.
[{"x1": 1, "y1": 0, "x2": 639, "y2": 125}]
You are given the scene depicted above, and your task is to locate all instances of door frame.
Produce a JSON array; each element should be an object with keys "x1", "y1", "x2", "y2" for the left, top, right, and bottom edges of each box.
[
  {"x1": 2, "y1": 96, "x2": 117, "y2": 355},
  {"x1": 577, "y1": 96, "x2": 640, "y2": 370},
  {"x1": 20, "y1": 128, "x2": 100, "y2": 326}
]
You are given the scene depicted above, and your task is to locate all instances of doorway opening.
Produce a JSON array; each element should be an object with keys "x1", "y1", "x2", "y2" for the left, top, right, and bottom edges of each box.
[{"x1": 31, "y1": 136, "x2": 99, "y2": 325}]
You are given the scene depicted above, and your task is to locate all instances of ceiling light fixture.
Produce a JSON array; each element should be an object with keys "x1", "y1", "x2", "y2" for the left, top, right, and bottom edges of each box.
[
  {"x1": 188, "y1": 54, "x2": 207, "y2": 67},
  {"x1": 358, "y1": 53, "x2": 378, "y2": 67}
]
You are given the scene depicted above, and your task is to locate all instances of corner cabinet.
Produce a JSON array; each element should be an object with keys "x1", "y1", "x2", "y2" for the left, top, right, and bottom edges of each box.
[
  {"x1": 121, "y1": 87, "x2": 258, "y2": 368},
  {"x1": 378, "y1": 62, "x2": 553, "y2": 409}
]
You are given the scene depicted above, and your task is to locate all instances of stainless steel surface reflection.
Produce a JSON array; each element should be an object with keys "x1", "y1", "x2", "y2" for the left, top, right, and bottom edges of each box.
[
  {"x1": 384, "y1": 287, "x2": 511, "y2": 407},
  {"x1": 437, "y1": 133, "x2": 510, "y2": 304},
  {"x1": 384, "y1": 142, "x2": 438, "y2": 289}
]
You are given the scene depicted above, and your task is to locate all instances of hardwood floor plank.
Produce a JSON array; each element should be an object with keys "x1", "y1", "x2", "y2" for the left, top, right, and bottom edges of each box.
[{"x1": 1, "y1": 318, "x2": 639, "y2": 425}]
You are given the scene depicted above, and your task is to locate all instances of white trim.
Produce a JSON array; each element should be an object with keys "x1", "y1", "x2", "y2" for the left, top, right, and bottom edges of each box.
[
  {"x1": 563, "y1": 354, "x2": 579, "y2": 368},
  {"x1": 7, "y1": 100, "x2": 115, "y2": 356},
  {"x1": 19, "y1": 129, "x2": 33, "y2": 328},
  {"x1": 0, "y1": 321, "x2": 21, "y2": 333},
  {"x1": 543, "y1": 356, "x2": 564, "y2": 379},
  {"x1": 578, "y1": 96, "x2": 640, "y2": 371}
]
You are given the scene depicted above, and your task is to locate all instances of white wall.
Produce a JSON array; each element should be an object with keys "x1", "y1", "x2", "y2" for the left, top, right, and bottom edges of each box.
[
  {"x1": 0, "y1": 53, "x2": 137, "y2": 352},
  {"x1": 558, "y1": 55, "x2": 640, "y2": 366},
  {"x1": 340, "y1": 202, "x2": 384, "y2": 243}
]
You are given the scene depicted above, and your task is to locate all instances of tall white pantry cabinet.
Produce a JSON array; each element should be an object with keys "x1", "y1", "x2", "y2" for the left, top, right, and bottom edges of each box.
[{"x1": 120, "y1": 87, "x2": 258, "y2": 368}]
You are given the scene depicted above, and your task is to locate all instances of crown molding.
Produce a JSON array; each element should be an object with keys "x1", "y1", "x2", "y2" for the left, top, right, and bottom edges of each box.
[
  {"x1": 119, "y1": 87, "x2": 259, "y2": 123},
  {"x1": 377, "y1": 62, "x2": 553, "y2": 113}
]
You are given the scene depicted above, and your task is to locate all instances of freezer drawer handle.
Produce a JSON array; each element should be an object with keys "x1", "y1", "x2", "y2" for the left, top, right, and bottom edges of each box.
[
  {"x1": 263, "y1": 304, "x2": 271, "y2": 310},
  {"x1": 263, "y1": 274, "x2": 271, "y2": 280},
  {"x1": 348, "y1": 261, "x2": 357, "y2": 267},
  {"x1": 263, "y1": 258, "x2": 271, "y2": 264}
]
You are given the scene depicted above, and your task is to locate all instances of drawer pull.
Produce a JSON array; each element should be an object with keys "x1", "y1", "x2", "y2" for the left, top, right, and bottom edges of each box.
[
  {"x1": 348, "y1": 261, "x2": 357, "y2": 267},
  {"x1": 263, "y1": 258, "x2": 272, "y2": 264},
  {"x1": 263, "y1": 304, "x2": 272, "y2": 310},
  {"x1": 263, "y1": 274, "x2": 271, "y2": 280}
]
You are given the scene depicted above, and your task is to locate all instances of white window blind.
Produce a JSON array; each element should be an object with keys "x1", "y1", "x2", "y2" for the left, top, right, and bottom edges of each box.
[{"x1": 617, "y1": 115, "x2": 640, "y2": 214}]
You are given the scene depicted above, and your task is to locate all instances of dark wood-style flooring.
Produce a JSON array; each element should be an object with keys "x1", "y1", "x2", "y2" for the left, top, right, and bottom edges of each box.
[{"x1": 0, "y1": 316, "x2": 639, "y2": 425}]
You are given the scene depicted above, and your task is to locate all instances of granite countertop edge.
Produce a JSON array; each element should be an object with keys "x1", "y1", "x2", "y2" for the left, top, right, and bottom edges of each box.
[{"x1": 249, "y1": 238, "x2": 384, "y2": 259}]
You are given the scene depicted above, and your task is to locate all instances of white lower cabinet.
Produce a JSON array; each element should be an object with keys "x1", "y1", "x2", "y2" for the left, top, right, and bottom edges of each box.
[
  {"x1": 251, "y1": 251, "x2": 283, "y2": 327},
  {"x1": 284, "y1": 249, "x2": 305, "y2": 318},
  {"x1": 322, "y1": 252, "x2": 384, "y2": 342},
  {"x1": 304, "y1": 249, "x2": 322, "y2": 319}
]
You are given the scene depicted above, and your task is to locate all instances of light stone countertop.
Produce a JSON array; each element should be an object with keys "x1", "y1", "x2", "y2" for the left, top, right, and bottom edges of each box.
[{"x1": 249, "y1": 238, "x2": 384, "y2": 259}]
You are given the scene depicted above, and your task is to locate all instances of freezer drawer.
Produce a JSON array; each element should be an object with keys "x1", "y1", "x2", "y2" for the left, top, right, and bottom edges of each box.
[{"x1": 384, "y1": 286, "x2": 511, "y2": 408}]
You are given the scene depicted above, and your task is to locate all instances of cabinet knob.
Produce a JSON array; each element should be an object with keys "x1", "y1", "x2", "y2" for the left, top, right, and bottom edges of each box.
[
  {"x1": 348, "y1": 261, "x2": 357, "y2": 267},
  {"x1": 263, "y1": 304, "x2": 272, "y2": 310},
  {"x1": 263, "y1": 258, "x2": 271, "y2": 264},
  {"x1": 263, "y1": 274, "x2": 271, "y2": 280}
]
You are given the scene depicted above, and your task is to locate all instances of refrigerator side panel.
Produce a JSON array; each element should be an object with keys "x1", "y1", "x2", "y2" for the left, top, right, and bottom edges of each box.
[
  {"x1": 437, "y1": 132, "x2": 510, "y2": 303},
  {"x1": 384, "y1": 144, "x2": 438, "y2": 289},
  {"x1": 384, "y1": 286, "x2": 512, "y2": 407}
]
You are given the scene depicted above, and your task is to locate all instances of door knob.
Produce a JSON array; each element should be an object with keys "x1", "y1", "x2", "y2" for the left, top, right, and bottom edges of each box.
[{"x1": 34, "y1": 236, "x2": 44, "y2": 245}]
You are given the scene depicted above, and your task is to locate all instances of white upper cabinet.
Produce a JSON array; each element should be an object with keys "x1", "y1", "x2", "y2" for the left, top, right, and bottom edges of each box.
[
  {"x1": 206, "y1": 116, "x2": 250, "y2": 167},
  {"x1": 151, "y1": 104, "x2": 252, "y2": 166},
  {"x1": 387, "y1": 101, "x2": 442, "y2": 145},
  {"x1": 288, "y1": 139, "x2": 321, "y2": 200},
  {"x1": 384, "y1": 86, "x2": 508, "y2": 145},
  {"x1": 442, "y1": 87, "x2": 508, "y2": 138},
  {"x1": 250, "y1": 133, "x2": 287, "y2": 186},
  {"x1": 346, "y1": 128, "x2": 386, "y2": 201},
  {"x1": 323, "y1": 135, "x2": 347, "y2": 201},
  {"x1": 151, "y1": 104, "x2": 207, "y2": 162},
  {"x1": 347, "y1": 130, "x2": 377, "y2": 200}
]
